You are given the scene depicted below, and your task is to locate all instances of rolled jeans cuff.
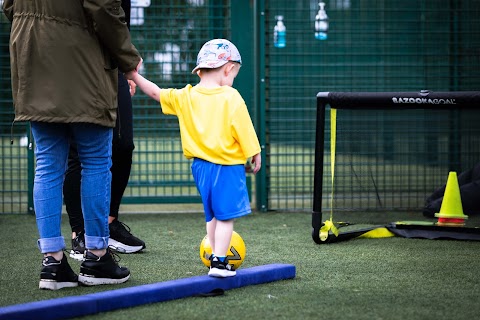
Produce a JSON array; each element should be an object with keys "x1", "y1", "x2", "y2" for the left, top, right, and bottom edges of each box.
[
  {"x1": 85, "y1": 235, "x2": 109, "y2": 250},
  {"x1": 37, "y1": 236, "x2": 65, "y2": 253}
]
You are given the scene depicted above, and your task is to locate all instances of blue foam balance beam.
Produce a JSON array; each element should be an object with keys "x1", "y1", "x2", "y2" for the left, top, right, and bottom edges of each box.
[{"x1": 0, "y1": 263, "x2": 296, "y2": 320}]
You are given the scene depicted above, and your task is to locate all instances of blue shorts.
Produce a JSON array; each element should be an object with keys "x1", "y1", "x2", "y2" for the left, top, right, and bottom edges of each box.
[{"x1": 191, "y1": 158, "x2": 251, "y2": 222}]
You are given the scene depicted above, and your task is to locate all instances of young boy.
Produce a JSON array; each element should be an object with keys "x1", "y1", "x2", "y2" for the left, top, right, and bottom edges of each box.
[{"x1": 129, "y1": 39, "x2": 261, "y2": 277}]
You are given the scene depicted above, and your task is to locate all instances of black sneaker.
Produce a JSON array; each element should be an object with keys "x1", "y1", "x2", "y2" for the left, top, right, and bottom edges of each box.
[
  {"x1": 208, "y1": 257, "x2": 236, "y2": 278},
  {"x1": 78, "y1": 248, "x2": 130, "y2": 286},
  {"x1": 70, "y1": 230, "x2": 85, "y2": 261},
  {"x1": 39, "y1": 254, "x2": 78, "y2": 290},
  {"x1": 108, "y1": 219, "x2": 146, "y2": 253}
]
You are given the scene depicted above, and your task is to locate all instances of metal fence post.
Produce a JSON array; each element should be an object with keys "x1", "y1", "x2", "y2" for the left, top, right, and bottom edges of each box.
[{"x1": 254, "y1": 0, "x2": 268, "y2": 212}]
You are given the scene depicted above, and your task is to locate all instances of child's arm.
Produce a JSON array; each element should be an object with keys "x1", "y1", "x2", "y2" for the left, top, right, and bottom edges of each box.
[{"x1": 129, "y1": 72, "x2": 161, "y2": 102}]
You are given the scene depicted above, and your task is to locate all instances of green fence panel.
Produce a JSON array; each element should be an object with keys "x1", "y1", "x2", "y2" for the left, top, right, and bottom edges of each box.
[
  {"x1": 262, "y1": 0, "x2": 480, "y2": 212},
  {"x1": 1, "y1": 1, "x2": 479, "y2": 214},
  {"x1": 0, "y1": 11, "x2": 32, "y2": 214}
]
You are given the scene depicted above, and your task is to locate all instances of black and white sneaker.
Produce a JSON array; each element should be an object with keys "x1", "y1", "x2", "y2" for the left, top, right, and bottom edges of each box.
[
  {"x1": 208, "y1": 257, "x2": 236, "y2": 278},
  {"x1": 108, "y1": 219, "x2": 146, "y2": 253},
  {"x1": 78, "y1": 248, "x2": 130, "y2": 286},
  {"x1": 70, "y1": 230, "x2": 86, "y2": 261},
  {"x1": 39, "y1": 254, "x2": 78, "y2": 290}
]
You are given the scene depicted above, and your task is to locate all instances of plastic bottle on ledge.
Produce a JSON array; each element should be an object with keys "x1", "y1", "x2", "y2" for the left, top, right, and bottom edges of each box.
[
  {"x1": 315, "y1": 2, "x2": 329, "y2": 40},
  {"x1": 274, "y1": 15, "x2": 286, "y2": 48}
]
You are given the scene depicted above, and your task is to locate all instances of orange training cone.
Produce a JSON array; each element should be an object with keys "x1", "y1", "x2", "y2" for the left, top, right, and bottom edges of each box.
[{"x1": 434, "y1": 171, "x2": 468, "y2": 226}]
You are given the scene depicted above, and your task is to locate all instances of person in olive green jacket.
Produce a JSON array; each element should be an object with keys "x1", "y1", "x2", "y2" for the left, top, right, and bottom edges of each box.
[{"x1": 3, "y1": 0, "x2": 142, "y2": 290}]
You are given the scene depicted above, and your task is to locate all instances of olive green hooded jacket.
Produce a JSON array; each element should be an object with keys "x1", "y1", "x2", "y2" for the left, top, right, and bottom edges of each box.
[{"x1": 3, "y1": 0, "x2": 141, "y2": 128}]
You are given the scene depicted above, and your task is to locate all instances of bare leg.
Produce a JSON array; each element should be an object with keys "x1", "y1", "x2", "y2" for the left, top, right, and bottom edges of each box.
[
  {"x1": 207, "y1": 219, "x2": 237, "y2": 278},
  {"x1": 206, "y1": 218, "x2": 217, "y2": 255},
  {"x1": 213, "y1": 219, "x2": 234, "y2": 257}
]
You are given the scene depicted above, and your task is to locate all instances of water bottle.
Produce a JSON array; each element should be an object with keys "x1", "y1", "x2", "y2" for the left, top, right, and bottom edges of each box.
[
  {"x1": 315, "y1": 2, "x2": 329, "y2": 40},
  {"x1": 274, "y1": 15, "x2": 286, "y2": 48}
]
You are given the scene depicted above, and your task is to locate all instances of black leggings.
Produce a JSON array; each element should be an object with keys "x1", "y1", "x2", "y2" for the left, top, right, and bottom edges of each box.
[{"x1": 63, "y1": 72, "x2": 135, "y2": 233}]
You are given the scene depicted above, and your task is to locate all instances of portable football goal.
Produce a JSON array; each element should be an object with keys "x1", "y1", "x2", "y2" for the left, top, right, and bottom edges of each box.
[{"x1": 312, "y1": 90, "x2": 480, "y2": 244}]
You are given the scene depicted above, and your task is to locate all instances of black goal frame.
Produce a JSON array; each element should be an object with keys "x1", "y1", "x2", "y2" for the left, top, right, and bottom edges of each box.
[{"x1": 312, "y1": 90, "x2": 480, "y2": 244}]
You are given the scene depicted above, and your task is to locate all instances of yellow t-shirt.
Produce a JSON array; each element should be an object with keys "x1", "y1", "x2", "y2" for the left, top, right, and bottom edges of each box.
[{"x1": 159, "y1": 85, "x2": 261, "y2": 165}]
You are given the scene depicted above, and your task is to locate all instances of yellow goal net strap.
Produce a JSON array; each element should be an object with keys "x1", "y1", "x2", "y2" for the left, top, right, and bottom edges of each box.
[{"x1": 319, "y1": 108, "x2": 338, "y2": 240}]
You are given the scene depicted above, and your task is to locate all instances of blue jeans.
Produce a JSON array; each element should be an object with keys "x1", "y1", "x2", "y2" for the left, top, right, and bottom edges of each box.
[{"x1": 31, "y1": 122, "x2": 113, "y2": 253}]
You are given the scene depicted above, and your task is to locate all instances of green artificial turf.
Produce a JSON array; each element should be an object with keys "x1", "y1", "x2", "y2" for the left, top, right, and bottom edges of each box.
[{"x1": 1, "y1": 211, "x2": 480, "y2": 320}]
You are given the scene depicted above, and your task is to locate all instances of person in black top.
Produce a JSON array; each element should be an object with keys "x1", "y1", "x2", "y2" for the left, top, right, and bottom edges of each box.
[{"x1": 64, "y1": 0, "x2": 146, "y2": 260}]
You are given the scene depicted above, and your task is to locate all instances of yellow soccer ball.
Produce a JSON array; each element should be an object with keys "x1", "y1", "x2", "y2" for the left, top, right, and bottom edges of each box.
[{"x1": 199, "y1": 231, "x2": 246, "y2": 270}]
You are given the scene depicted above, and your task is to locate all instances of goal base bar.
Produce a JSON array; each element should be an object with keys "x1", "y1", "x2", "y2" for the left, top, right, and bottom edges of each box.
[{"x1": 313, "y1": 220, "x2": 480, "y2": 244}]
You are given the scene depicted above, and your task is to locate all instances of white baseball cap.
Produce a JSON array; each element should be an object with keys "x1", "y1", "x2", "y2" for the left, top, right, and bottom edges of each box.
[{"x1": 191, "y1": 39, "x2": 242, "y2": 74}]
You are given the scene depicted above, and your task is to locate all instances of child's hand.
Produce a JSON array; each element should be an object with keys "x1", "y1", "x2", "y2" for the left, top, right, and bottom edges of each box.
[
  {"x1": 251, "y1": 153, "x2": 262, "y2": 174},
  {"x1": 124, "y1": 58, "x2": 143, "y2": 80},
  {"x1": 128, "y1": 80, "x2": 137, "y2": 97},
  {"x1": 124, "y1": 70, "x2": 136, "y2": 80}
]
